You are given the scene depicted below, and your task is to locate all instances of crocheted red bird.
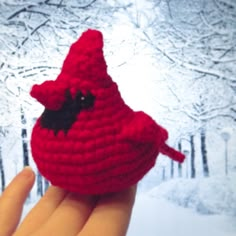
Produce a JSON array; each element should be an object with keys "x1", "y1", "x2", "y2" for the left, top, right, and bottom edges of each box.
[{"x1": 30, "y1": 29, "x2": 185, "y2": 194}]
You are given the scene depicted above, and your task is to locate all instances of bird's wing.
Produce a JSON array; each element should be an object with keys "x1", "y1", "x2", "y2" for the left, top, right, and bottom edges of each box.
[
  {"x1": 121, "y1": 111, "x2": 185, "y2": 163},
  {"x1": 121, "y1": 111, "x2": 168, "y2": 144}
]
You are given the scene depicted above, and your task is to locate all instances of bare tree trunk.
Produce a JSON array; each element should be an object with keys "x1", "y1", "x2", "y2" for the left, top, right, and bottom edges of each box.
[
  {"x1": 0, "y1": 146, "x2": 5, "y2": 192},
  {"x1": 190, "y1": 135, "x2": 196, "y2": 178},
  {"x1": 20, "y1": 106, "x2": 29, "y2": 166},
  {"x1": 44, "y1": 178, "x2": 50, "y2": 193},
  {"x1": 200, "y1": 129, "x2": 209, "y2": 177},
  {"x1": 170, "y1": 160, "x2": 174, "y2": 178},
  {"x1": 162, "y1": 166, "x2": 166, "y2": 181},
  {"x1": 37, "y1": 171, "x2": 43, "y2": 197},
  {"x1": 178, "y1": 141, "x2": 182, "y2": 177}
]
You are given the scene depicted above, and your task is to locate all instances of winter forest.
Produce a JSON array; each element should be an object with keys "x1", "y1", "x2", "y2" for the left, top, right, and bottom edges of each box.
[{"x1": 0, "y1": 0, "x2": 236, "y2": 235}]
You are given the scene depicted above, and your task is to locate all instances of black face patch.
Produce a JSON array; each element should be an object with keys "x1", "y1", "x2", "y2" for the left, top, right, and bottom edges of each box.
[{"x1": 40, "y1": 89, "x2": 95, "y2": 135}]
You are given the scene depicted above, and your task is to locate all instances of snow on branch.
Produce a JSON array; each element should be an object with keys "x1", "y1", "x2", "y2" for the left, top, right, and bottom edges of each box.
[
  {"x1": 213, "y1": 0, "x2": 236, "y2": 19},
  {"x1": 7, "y1": 0, "x2": 98, "y2": 21},
  {"x1": 45, "y1": 0, "x2": 97, "y2": 9},
  {"x1": 18, "y1": 19, "x2": 50, "y2": 49},
  {"x1": 7, "y1": 6, "x2": 50, "y2": 20},
  {"x1": 149, "y1": 40, "x2": 236, "y2": 85}
]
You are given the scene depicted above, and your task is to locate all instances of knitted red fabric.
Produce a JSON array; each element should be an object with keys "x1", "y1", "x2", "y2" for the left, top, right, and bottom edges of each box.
[{"x1": 30, "y1": 29, "x2": 185, "y2": 194}]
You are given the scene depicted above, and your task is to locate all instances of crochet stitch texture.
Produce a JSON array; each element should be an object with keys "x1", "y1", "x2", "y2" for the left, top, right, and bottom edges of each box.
[{"x1": 30, "y1": 29, "x2": 185, "y2": 194}]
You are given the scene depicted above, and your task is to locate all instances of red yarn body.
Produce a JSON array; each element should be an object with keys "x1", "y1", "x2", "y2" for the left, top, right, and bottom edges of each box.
[
  {"x1": 31, "y1": 81, "x2": 161, "y2": 194},
  {"x1": 30, "y1": 29, "x2": 185, "y2": 194}
]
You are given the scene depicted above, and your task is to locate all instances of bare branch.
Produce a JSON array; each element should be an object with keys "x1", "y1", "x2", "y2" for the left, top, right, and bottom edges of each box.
[
  {"x1": 45, "y1": 0, "x2": 97, "y2": 9},
  {"x1": 199, "y1": 10, "x2": 230, "y2": 35},
  {"x1": 213, "y1": 0, "x2": 236, "y2": 19},
  {"x1": 26, "y1": 10, "x2": 50, "y2": 17},
  {"x1": 20, "y1": 19, "x2": 50, "y2": 47},
  {"x1": 58, "y1": 0, "x2": 64, "y2": 8},
  {"x1": 18, "y1": 65, "x2": 59, "y2": 75},
  {"x1": 8, "y1": 7, "x2": 50, "y2": 20},
  {"x1": 200, "y1": 102, "x2": 236, "y2": 117},
  {"x1": 7, "y1": 5, "x2": 34, "y2": 20}
]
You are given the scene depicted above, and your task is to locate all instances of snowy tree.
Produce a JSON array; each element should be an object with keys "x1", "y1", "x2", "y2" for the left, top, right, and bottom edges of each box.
[
  {"x1": 20, "y1": 105, "x2": 29, "y2": 167},
  {"x1": 0, "y1": 0, "x2": 132, "y2": 118},
  {"x1": 189, "y1": 135, "x2": 196, "y2": 178},
  {"x1": 36, "y1": 170, "x2": 43, "y2": 196},
  {"x1": 123, "y1": 0, "x2": 236, "y2": 177},
  {"x1": 0, "y1": 0, "x2": 132, "y2": 193},
  {"x1": 0, "y1": 146, "x2": 5, "y2": 192},
  {"x1": 0, "y1": 127, "x2": 8, "y2": 192}
]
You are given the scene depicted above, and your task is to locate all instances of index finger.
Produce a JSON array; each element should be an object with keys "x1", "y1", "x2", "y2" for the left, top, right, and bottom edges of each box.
[
  {"x1": 78, "y1": 185, "x2": 136, "y2": 236},
  {"x1": 0, "y1": 167, "x2": 35, "y2": 236}
]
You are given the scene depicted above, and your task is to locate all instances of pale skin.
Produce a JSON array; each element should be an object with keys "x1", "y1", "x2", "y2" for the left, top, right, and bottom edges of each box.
[{"x1": 0, "y1": 167, "x2": 136, "y2": 236}]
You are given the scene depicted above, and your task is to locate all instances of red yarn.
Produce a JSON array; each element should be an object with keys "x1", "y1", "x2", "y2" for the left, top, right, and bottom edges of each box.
[
  {"x1": 30, "y1": 81, "x2": 68, "y2": 110},
  {"x1": 30, "y1": 29, "x2": 185, "y2": 194}
]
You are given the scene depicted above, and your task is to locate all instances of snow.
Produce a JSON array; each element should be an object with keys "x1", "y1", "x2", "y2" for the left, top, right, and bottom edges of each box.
[
  {"x1": 127, "y1": 194, "x2": 236, "y2": 236},
  {"x1": 148, "y1": 175, "x2": 236, "y2": 216},
  {"x1": 128, "y1": 174, "x2": 236, "y2": 236}
]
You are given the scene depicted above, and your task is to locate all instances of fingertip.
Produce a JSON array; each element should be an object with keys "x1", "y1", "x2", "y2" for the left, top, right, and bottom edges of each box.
[
  {"x1": 13, "y1": 166, "x2": 36, "y2": 189},
  {"x1": 0, "y1": 167, "x2": 35, "y2": 236},
  {"x1": 20, "y1": 166, "x2": 35, "y2": 179}
]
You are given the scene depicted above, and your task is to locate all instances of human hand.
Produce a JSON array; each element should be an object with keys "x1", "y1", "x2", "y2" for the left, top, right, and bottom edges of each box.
[{"x1": 0, "y1": 167, "x2": 136, "y2": 236}]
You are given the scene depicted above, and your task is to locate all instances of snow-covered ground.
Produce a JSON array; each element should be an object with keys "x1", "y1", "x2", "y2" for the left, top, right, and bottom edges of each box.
[
  {"x1": 128, "y1": 194, "x2": 236, "y2": 236},
  {"x1": 148, "y1": 175, "x2": 236, "y2": 216},
  {"x1": 127, "y1": 175, "x2": 236, "y2": 236}
]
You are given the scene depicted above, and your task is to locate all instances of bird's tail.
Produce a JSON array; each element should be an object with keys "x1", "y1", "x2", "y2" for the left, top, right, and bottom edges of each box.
[{"x1": 160, "y1": 143, "x2": 185, "y2": 163}]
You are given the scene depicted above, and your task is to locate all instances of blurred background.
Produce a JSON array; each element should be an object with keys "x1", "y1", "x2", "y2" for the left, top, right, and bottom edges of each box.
[{"x1": 0, "y1": 0, "x2": 236, "y2": 235}]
